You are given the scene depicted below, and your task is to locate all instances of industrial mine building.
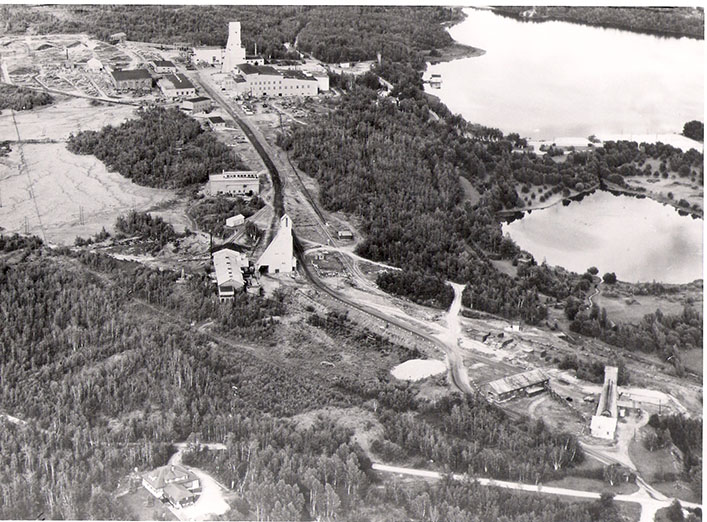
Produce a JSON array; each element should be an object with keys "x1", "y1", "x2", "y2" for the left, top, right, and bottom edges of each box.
[
  {"x1": 486, "y1": 369, "x2": 549, "y2": 402},
  {"x1": 207, "y1": 171, "x2": 261, "y2": 197},
  {"x1": 211, "y1": 214, "x2": 296, "y2": 300},
  {"x1": 590, "y1": 366, "x2": 619, "y2": 439}
]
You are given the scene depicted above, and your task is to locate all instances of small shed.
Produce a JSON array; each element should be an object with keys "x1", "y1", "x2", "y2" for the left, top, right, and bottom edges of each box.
[
  {"x1": 226, "y1": 214, "x2": 245, "y2": 227},
  {"x1": 337, "y1": 230, "x2": 353, "y2": 240}
]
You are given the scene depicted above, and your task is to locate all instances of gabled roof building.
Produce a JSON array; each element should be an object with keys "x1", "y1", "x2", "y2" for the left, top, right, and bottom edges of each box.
[
  {"x1": 142, "y1": 464, "x2": 200, "y2": 508},
  {"x1": 486, "y1": 369, "x2": 549, "y2": 402},
  {"x1": 212, "y1": 248, "x2": 249, "y2": 301},
  {"x1": 256, "y1": 214, "x2": 297, "y2": 274}
]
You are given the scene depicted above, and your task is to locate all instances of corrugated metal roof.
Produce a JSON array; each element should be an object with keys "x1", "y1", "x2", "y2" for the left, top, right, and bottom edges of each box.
[{"x1": 487, "y1": 369, "x2": 549, "y2": 395}]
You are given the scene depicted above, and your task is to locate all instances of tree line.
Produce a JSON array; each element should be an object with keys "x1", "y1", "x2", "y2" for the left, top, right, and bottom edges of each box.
[
  {"x1": 0, "y1": 84, "x2": 53, "y2": 112},
  {"x1": 493, "y1": 6, "x2": 704, "y2": 39},
  {"x1": 67, "y1": 107, "x2": 246, "y2": 189}
]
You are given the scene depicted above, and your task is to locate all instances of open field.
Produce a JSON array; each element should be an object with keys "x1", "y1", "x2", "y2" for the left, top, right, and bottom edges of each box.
[
  {"x1": 623, "y1": 174, "x2": 703, "y2": 214},
  {"x1": 0, "y1": 144, "x2": 176, "y2": 244},
  {"x1": 592, "y1": 286, "x2": 702, "y2": 324},
  {"x1": 0, "y1": 97, "x2": 136, "y2": 142}
]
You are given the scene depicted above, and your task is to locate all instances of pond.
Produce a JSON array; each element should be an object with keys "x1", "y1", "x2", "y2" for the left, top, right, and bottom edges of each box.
[
  {"x1": 502, "y1": 191, "x2": 703, "y2": 284},
  {"x1": 426, "y1": 8, "x2": 704, "y2": 139}
]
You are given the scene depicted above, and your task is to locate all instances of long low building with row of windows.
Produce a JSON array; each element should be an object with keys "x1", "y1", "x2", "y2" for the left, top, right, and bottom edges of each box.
[{"x1": 230, "y1": 63, "x2": 322, "y2": 97}]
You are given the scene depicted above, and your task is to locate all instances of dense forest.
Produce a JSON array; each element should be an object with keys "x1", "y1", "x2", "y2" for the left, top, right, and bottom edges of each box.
[
  {"x1": 493, "y1": 6, "x2": 704, "y2": 39},
  {"x1": 683, "y1": 120, "x2": 704, "y2": 142},
  {"x1": 67, "y1": 107, "x2": 246, "y2": 189},
  {"x1": 647, "y1": 414, "x2": 702, "y2": 496},
  {"x1": 376, "y1": 270, "x2": 454, "y2": 309},
  {"x1": 0, "y1": 83, "x2": 53, "y2": 112},
  {"x1": 279, "y1": 67, "x2": 703, "y2": 359},
  {"x1": 1, "y1": 5, "x2": 463, "y2": 63},
  {"x1": 0, "y1": 237, "x2": 619, "y2": 520}
]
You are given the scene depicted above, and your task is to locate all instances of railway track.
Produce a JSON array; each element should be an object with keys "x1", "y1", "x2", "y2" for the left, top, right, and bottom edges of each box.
[{"x1": 192, "y1": 68, "x2": 481, "y2": 396}]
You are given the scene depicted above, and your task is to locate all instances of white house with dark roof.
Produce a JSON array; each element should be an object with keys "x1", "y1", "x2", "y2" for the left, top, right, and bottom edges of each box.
[
  {"x1": 158, "y1": 74, "x2": 196, "y2": 100},
  {"x1": 142, "y1": 464, "x2": 200, "y2": 508},
  {"x1": 181, "y1": 96, "x2": 212, "y2": 113},
  {"x1": 150, "y1": 59, "x2": 177, "y2": 74},
  {"x1": 109, "y1": 69, "x2": 152, "y2": 91}
]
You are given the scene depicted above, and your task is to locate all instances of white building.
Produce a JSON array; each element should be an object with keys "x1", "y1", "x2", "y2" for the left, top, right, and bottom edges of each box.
[
  {"x1": 212, "y1": 248, "x2": 249, "y2": 301},
  {"x1": 158, "y1": 74, "x2": 196, "y2": 100},
  {"x1": 590, "y1": 366, "x2": 619, "y2": 440},
  {"x1": 86, "y1": 58, "x2": 104, "y2": 72},
  {"x1": 181, "y1": 96, "x2": 212, "y2": 113},
  {"x1": 232, "y1": 64, "x2": 319, "y2": 98},
  {"x1": 226, "y1": 214, "x2": 245, "y2": 227},
  {"x1": 207, "y1": 171, "x2": 260, "y2": 197},
  {"x1": 256, "y1": 214, "x2": 297, "y2": 274},
  {"x1": 150, "y1": 59, "x2": 177, "y2": 74},
  {"x1": 192, "y1": 46, "x2": 225, "y2": 66},
  {"x1": 222, "y1": 21, "x2": 247, "y2": 73}
]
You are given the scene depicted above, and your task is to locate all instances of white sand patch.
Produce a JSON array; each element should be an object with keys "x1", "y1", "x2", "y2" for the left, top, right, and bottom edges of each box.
[
  {"x1": 391, "y1": 359, "x2": 447, "y2": 381},
  {"x1": 0, "y1": 97, "x2": 136, "y2": 142},
  {"x1": 0, "y1": 144, "x2": 175, "y2": 244}
]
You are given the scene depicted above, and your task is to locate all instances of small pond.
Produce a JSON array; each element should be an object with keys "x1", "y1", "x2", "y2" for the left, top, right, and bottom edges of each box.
[{"x1": 502, "y1": 191, "x2": 703, "y2": 284}]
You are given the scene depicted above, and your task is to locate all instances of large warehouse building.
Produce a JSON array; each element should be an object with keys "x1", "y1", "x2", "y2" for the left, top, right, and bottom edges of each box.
[
  {"x1": 212, "y1": 248, "x2": 249, "y2": 301},
  {"x1": 590, "y1": 366, "x2": 619, "y2": 440},
  {"x1": 232, "y1": 63, "x2": 319, "y2": 97},
  {"x1": 207, "y1": 171, "x2": 261, "y2": 197},
  {"x1": 486, "y1": 369, "x2": 549, "y2": 402},
  {"x1": 110, "y1": 69, "x2": 152, "y2": 91}
]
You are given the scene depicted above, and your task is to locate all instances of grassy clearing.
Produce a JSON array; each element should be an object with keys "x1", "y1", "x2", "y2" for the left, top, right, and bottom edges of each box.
[
  {"x1": 681, "y1": 348, "x2": 702, "y2": 376},
  {"x1": 628, "y1": 427, "x2": 681, "y2": 483}
]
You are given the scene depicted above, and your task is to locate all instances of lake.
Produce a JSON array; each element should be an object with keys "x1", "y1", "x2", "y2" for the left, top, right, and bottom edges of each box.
[
  {"x1": 502, "y1": 191, "x2": 703, "y2": 284},
  {"x1": 426, "y1": 8, "x2": 704, "y2": 139}
]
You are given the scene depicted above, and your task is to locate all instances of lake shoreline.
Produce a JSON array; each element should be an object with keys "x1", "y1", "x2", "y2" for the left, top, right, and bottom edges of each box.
[{"x1": 498, "y1": 183, "x2": 703, "y2": 222}]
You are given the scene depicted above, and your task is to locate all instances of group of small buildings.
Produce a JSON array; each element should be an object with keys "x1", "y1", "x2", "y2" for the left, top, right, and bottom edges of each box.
[
  {"x1": 212, "y1": 214, "x2": 297, "y2": 301},
  {"x1": 142, "y1": 465, "x2": 200, "y2": 508}
]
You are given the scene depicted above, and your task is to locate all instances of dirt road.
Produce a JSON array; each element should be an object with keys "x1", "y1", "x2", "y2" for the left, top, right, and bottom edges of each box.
[
  {"x1": 372, "y1": 462, "x2": 702, "y2": 522},
  {"x1": 168, "y1": 444, "x2": 230, "y2": 521}
]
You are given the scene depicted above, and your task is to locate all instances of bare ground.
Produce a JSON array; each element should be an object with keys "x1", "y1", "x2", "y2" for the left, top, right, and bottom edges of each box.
[{"x1": 0, "y1": 144, "x2": 177, "y2": 244}]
